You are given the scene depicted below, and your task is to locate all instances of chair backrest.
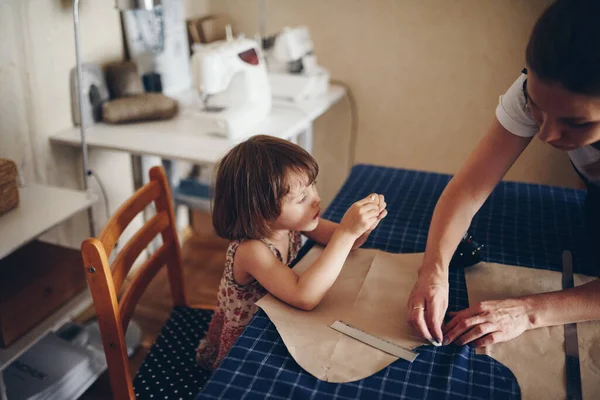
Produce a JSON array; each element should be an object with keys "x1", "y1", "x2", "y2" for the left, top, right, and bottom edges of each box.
[{"x1": 81, "y1": 166, "x2": 188, "y2": 400}]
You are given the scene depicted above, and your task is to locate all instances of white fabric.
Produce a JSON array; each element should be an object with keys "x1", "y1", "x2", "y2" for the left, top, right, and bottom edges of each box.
[{"x1": 496, "y1": 73, "x2": 600, "y2": 185}]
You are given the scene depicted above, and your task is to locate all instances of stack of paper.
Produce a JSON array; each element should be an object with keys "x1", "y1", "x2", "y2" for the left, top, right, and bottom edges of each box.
[{"x1": 4, "y1": 333, "x2": 106, "y2": 400}]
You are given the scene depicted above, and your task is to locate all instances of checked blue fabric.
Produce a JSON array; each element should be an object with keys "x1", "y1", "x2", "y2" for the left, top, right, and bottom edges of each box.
[{"x1": 197, "y1": 164, "x2": 593, "y2": 400}]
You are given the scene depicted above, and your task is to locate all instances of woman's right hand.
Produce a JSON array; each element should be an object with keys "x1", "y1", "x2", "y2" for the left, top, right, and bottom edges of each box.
[
  {"x1": 339, "y1": 194, "x2": 383, "y2": 238},
  {"x1": 407, "y1": 268, "x2": 449, "y2": 346}
]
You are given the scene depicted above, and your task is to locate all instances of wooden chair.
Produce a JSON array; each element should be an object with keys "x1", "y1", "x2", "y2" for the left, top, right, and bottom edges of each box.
[{"x1": 81, "y1": 166, "x2": 215, "y2": 399}]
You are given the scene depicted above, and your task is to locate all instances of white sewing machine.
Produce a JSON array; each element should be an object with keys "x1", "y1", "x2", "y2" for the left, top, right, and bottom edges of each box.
[
  {"x1": 191, "y1": 35, "x2": 271, "y2": 139},
  {"x1": 264, "y1": 26, "x2": 330, "y2": 102}
]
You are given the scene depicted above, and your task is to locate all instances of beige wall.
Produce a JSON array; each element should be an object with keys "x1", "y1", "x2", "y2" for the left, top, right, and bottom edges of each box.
[
  {"x1": 0, "y1": 0, "x2": 582, "y2": 248},
  {"x1": 0, "y1": 0, "x2": 208, "y2": 248},
  {"x1": 208, "y1": 0, "x2": 582, "y2": 205},
  {"x1": 0, "y1": 0, "x2": 137, "y2": 247}
]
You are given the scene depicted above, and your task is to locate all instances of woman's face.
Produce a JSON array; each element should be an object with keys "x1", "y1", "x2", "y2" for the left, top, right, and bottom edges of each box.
[{"x1": 526, "y1": 72, "x2": 600, "y2": 150}]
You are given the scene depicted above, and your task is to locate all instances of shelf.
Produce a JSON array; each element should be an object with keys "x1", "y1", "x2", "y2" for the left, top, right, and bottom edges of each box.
[
  {"x1": 0, "y1": 288, "x2": 93, "y2": 371},
  {"x1": 0, "y1": 184, "x2": 95, "y2": 259}
]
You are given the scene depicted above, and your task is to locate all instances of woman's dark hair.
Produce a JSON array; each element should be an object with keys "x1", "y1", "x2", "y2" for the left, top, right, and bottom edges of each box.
[
  {"x1": 526, "y1": 0, "x2": 600, "y2": 96},
  {"x1": 212, "y1": 135, "x2": 318, "y2": 241}
]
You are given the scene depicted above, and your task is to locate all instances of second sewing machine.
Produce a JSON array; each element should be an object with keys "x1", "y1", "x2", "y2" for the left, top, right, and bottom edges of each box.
[{"x1": 190, "y1": 26, "x2": 330, "y2": 140}]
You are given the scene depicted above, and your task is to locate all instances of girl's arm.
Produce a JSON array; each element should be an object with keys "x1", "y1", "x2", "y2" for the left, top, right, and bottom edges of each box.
[
  {"x1": 240, "y1": 196, "x2": 382, "y2": 310},
  {"x1": 302, "y1": 218, "x2": 338, "y2": 245}
]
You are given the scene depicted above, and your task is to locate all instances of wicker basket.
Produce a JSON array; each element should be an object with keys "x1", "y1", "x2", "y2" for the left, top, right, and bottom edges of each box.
[{"x1": 0, "y1": 159, "x2": 19, "y2": 217}]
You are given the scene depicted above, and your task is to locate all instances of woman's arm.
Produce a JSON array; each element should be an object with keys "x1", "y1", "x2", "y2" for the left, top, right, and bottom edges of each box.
[
  {"x1": 408, "y1": 118, "x2": 533, "y2": 344},
  {"x1": 443, "y1": 279, "x2": 600, "y2": 347},
  {"x1": 422, "y1": 118, "x2": 532, "y2": 275}
]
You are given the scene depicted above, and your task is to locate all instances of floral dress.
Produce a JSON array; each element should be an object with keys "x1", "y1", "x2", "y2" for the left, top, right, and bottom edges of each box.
[{"x1": 196, "y1": 230, "x2": 302, "y2": 370}]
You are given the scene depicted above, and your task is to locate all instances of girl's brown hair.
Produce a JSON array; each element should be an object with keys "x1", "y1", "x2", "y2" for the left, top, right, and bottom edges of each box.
[{"x1": 212, "y1": 135, "x2": 318, "y2": 240}]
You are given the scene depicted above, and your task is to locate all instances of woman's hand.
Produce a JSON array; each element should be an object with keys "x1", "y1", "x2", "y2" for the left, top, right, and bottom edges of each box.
[
  {"x1": 442, "y1": 298, "x2": 533, "y2": 347},
  {"x1": 407, "y1": 270, "x2": 449, "y2": 345}
]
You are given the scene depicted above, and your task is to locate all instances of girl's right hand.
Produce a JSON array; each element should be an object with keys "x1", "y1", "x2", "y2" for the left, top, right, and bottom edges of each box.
[{"x1": 339, "y1": 194, "x2": 384, "y2": 238}]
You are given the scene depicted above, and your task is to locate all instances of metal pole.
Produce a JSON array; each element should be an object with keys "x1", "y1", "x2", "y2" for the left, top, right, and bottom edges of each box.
[{"x1": 73, "y1": 0, "x2": 96, "y2": 237}]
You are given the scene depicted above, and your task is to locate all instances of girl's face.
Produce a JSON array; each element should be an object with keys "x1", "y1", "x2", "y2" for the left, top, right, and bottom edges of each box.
[
  {"x1": 273, "y1": 171, "x2": 321, "y2": 233},
  {"x1": 526, "y1": 72, "x2": 600, "y2": 150}
]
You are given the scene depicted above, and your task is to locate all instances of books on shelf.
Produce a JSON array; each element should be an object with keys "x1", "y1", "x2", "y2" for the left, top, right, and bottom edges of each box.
[{"x1": 4, "y1": 332, "x2": 105, "y2": 400}]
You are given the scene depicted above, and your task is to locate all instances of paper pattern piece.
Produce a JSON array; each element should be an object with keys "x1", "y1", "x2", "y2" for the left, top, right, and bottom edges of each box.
[
  {"x1": 256, "y1": 247, "x2": 427, "y2": 383},
  {"x1": 465, "y1": 262, "x2": 600, "y2": 400}
]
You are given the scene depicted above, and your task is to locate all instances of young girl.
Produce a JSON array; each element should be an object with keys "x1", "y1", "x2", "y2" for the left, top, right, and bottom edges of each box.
[{"x1": 196, "y1": 135, "x2": 387, "y2": 370}]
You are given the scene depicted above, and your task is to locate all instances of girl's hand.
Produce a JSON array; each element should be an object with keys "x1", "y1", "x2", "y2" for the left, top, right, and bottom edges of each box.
[
  {"x1": 352, "y1": 195, "x2": 388, "y2": 249},
  {"x1": 339, "y1": 194, "x2": 383, "y2": 239},
  {"x1": 369, "y1": 194, "x2": 387, "y2": 227}
]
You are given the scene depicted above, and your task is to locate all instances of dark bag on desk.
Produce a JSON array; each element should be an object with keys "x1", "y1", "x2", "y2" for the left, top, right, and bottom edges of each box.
[{"x1": 0, "y1": 241, "x2": 86, "y2": 348}]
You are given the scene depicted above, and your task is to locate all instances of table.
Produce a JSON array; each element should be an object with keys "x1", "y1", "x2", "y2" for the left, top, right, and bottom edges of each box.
[
  {"x1": 49, "y1": 85, "x2": 346, "y2": 166},
  {"x1": 50, "y1": 84, "x2": 347, "y2": 245},
  {"x1": 197, "y1": 164, "x2": 594, "y2": 399}
]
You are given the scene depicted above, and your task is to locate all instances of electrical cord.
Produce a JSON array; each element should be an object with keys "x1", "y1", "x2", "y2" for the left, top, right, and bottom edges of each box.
[
  {"x1": 88, "y1": 169, "x2": 111, "y2": 228},
  {"x1": 271, "y1": 79, "x2": 358, "y2": 170},
  {"x1": 330, "y1": 79, "x2": 358, "y2": 170}
]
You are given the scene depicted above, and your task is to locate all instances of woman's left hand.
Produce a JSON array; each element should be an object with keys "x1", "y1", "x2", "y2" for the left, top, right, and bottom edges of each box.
[{"x1": 442, "y1": 298, "x2": 533, "y2": 347}]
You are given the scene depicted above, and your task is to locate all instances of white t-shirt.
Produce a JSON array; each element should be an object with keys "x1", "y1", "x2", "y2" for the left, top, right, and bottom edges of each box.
[{"x1": 495, "y1": 73, "x2": 600, "y2": 186}]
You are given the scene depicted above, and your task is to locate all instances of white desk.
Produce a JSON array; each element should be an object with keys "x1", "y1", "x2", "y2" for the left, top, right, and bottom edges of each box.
[
  {"x1": 36, "y1": 85, "x2": 345, "y2": 398},
  {"x1": 50, "y1": 85, "x2": 346, "y2": 165},
  {"x1": 0, "y1": 185, "x2": 96, "y2": 399}
]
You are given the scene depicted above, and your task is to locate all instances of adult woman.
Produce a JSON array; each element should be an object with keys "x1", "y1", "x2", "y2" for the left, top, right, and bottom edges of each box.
[{"x1": 408, "y1": 0, "x2": 600, "y2": 347}]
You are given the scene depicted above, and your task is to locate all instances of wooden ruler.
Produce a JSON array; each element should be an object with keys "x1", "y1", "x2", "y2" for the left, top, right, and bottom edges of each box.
[{"x1": 330, "y1": 320, "x2": 419, "y2": 362}]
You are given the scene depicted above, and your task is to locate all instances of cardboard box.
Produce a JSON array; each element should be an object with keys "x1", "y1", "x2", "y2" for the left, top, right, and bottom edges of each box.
[{"x1": 0, "y1": 241, "x2": 87, "y2": 348}]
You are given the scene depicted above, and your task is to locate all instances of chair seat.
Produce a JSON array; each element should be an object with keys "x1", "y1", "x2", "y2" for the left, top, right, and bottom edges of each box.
[{"x1": 133, "y1": 307, "x2": 213, "y2": 399}]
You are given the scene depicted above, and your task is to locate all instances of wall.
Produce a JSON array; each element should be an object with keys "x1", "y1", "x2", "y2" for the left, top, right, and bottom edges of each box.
[
  {"x1": 207, "y1": 0, "x2": 582, "y2": 205},
  {"x1": 0, "y1": 0, "x2": 209, "y2": 249},
  {"x1": 0, "y1": 0, "x2": 138, "y2": 248},
  {"x1": 0, "y1": 0, "x2": 582, "y2": 249}
]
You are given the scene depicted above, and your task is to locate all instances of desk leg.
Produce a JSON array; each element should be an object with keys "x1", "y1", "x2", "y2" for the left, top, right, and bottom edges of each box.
[
  {"x1": 297, "y1": 122, "x2": 314, "y2": 154},
  {"x1": 0, "y1": 370, "x2": 7, "y2": 400},
  {"x1": 131, "y1": 154, "x2": 161, "y2": 252},
  {"x1": 131, "y1": 154, "x2": 144, "y2": 191},
  {"x1": 161, "y1": 160, "x2": 189, "y2": 233}
]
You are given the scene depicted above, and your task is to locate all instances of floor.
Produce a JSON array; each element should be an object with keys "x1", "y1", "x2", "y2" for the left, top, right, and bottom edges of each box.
[{"x1": 78, "y1": 228, "x2": 228, "y2": 399}]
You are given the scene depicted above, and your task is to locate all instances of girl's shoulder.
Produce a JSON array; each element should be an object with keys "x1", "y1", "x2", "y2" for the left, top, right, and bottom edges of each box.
[{"x1": 234, "y1": 239, "x2": 278, "y2": 267}]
